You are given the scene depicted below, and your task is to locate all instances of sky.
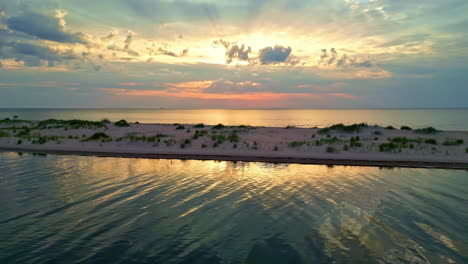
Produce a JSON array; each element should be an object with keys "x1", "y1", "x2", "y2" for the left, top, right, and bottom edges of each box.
[{"x1": 0, "y1": 0, "x2": 467, "y2": 108}]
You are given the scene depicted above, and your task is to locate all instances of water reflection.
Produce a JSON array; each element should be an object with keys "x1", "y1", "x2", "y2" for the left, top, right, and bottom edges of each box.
[{"x1": 0, "y1": 152, "x2": 467, "y2": 263}]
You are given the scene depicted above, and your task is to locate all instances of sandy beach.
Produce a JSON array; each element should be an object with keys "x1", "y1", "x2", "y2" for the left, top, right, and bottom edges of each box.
[{"x1": 1, "y1": 119, "x2": 467, "y2": 169}]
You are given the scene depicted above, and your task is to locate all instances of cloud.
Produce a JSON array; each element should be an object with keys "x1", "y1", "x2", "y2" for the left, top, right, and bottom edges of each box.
[
  {"x1": 213, "y1": 39, "x2": 252, "y2": 64},
  {"x1": 0, "y1": 39, "x2": 77, "y2": 67},
  {"x1": 124, "y1": 31, "x2": 134, "y2": 50},
  {"x1": 214, "y1": 40, "x2": 294, "y2": 65},
  {"x1": 258, "y1": 45, "x2": 292, "y2": 65},
  {"x1": 379, "y1": 34, "x2": 431, "y2": 47},
  {"x1": 6, "y1": 10, "x2": 87, "y2": 44},
  {"x1": 148, "y1": 44, "x2": 189, "y2": 57},
  {"x1": 319, "y1": 48, "x2": 374, "y2": 68}
]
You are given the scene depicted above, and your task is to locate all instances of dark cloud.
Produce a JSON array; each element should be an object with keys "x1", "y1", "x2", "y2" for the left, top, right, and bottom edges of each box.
[
  {"x1": 124, "y1": 32, "x2": 134, "y2": 50},
  {"x1": 0, "y1": 40, "x2": 77, "y2": 67},
  {"x1": 320, "y1": 48, "x2": 374, "y2": 68},
  {"x1": 148, "y1": 44, "x2": 189, "y2": 57},
  {"x1": 213, "y1": 39, "x2": 252, "y2": 64},
  {"x1": 258, "y1": 45, "x2": 292, "y2": 65},
  {"x1": 6, "y1": 11, "x2": 87, "y2": 44}
]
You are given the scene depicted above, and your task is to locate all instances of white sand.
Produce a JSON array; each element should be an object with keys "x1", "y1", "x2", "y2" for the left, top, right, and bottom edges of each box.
[{"x1": 1, "y1": 121, "x2": 467, "y2": 168}]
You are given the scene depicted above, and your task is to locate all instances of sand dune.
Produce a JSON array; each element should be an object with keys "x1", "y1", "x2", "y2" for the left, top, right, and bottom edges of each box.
[{"x1": 1, "y1": 119, "x2": 467, "y2": 169}]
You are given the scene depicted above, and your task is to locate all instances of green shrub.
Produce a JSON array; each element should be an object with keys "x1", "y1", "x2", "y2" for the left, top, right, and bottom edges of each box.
[
  {"x1": 379, "y1": 142, "x2": 398, "y2": 152},
  {"x1": 176, "y1": 125, "x2": 185, "y2": 130},
  {"x1": 201, "y1": 144, "x2": 207, "y2": 148},
  {"x1": 37, "y1": 119, "x2": 107, "y2": 130},
  {"x1": 101, "y1": 118, "x2": 111, "y2": 124},
  {"x1": 466, "y1": 148, "x2": 468, "y2": 153},
  {"x1": 17, "y1": 139, "x2": 22, "y2": 145},
  {"x1": 343, "y1": 144, "x2": 349, "y2": 151},
  {"x1": 192, "y1": 130, "x2": 208, "y2": 139},
  {"x1": 233, "y1": 144, "x2": 237, "y2": 149},
  {"x1": 424, "y1": 139, "x2": 437, "y2": 145},
  {"x1": 349, "y1": 136, "x2": 362, "y2": 148},
  {"x1": 212, "y1": 123, "x2": 225, "y2": 130},
  {"x1": 114, "y1": 120, "x2": 130, "y2": 127},
  {"x1": 414, "y1": 127, "x2": 439, "y2": 134},
  {"x1": 194, "y1": 123, "x2": 205, "y2": 128},
  {"x1": 315, "y1": 136, "x2": 341, "y2": 146},
  {"x1": 211, "y1": 134, "x2": 226, "y2": 142},
  {"x1": 228, "y1": 133, "x2": 240, "y2": 143},
  {"x1": 0, "y1": 131, "x2": 10, "y2": 138},
  {"x1": 285, "y1": 125, "x2": 296, "y2": 129},
  {"x1": 373, "y1": 131, "x2": 382, "y2": 135},
  {"x1": 83, "y1": 132, "x2": 112, "y2": 142},
  {"x1": 318, "y1": 123, "x2": 368, "y2": 134},
  {"x1": 401, "y1": 126, "x2": 412, "y2": 130},
  {"x1": 288, "y1": 141, "x2": 306, "y2": 147},
  {"x1": 317, "y1": 128, "x2": 331, "y2": 134},
  {"x1": 443, "y1": 139, "x2": 464, "y2": 146},
  {"x1": 274, "y1": 146, "x2": 279, "y2": 151},
  {"x1": 326, "y1": 146, "x2": 337, "y2": 153},
  {"x1": 385, "y1": 126, "x2": 395, "y2": 130}
]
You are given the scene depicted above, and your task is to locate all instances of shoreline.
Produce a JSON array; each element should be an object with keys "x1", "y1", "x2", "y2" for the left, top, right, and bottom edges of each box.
[{"x1": 1, "y1": 147, "x2": 467, "y2": 170}]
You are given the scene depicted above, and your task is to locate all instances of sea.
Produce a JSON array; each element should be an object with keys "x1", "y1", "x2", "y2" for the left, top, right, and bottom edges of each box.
[
  {"x1": 0, "y1": 108, "x2": 467, "y2": 130},
  {"x1": 0, "y1": 109, "x2": 467, "y2": 263}
]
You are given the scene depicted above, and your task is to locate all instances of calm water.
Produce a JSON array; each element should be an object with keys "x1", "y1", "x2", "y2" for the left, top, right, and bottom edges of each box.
[
  {"x1": 0, "y1": 152, "x2": 467, "y2": 263},
  {"x1": 1, "y1": 108, "x2": 468, "y2": 130}
]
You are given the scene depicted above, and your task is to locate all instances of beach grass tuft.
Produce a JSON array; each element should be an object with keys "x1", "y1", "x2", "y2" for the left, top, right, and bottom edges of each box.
[
  {"x1": 289, "y1": 141, "x2": 306, "y2": 147},
  {"x1": 326, "y1": 146, "x2": 337, "y2": 153},
  {"x1": 212, "y1": 123, "x2": 225, "y2": 130},
  {"x1": 83, "y1": 132, "x2": 112, "y2": 142},
  {"x1": 318, "y1": 123, "x2": 368, "y2": 134},
  {"x1": 414, "y1": 127, "x2": 439, "y2": 134},
  {"x1": 443, "y1": 139, "x2": 464, "y2": 146}
]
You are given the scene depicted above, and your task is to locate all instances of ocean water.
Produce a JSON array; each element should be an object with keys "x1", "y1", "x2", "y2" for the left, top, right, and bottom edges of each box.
[
  {"x1": 1, "y1": 108, "x2": 468, "y2": 130},
  {"x1": 0, "y1": 152, "x2": 467, "y2": 263}
]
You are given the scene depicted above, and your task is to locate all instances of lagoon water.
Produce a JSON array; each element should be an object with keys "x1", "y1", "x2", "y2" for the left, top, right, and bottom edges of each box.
[
  {"x1": 0, "y1": 152, "x2": 467, "y2": 263},
  {"x1": 1, "y1": 108, "x2": 468, "y2": 130}
]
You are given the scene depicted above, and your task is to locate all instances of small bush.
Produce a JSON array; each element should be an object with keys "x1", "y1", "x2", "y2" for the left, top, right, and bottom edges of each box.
[
  {"x1": 379, "y1": 142, "x2": 398, "y2": 152},
  {"x1": 288, "y1": 141, "x2": 306, "y2": 147},
  {"x1": 201, "y1": 144, "x2": 207, "y2": 148},
  {"x1": 233, "y1": 144, "x2": 237, "y2": 149},
  {"x1": 84, "y1": 132, "x2": 112, "y2": 142},
  {"x1": 17, "y1": 139, "x2": 22, "y2": 145},
  {"x1": 115, "y1": 120, "x2": 130, "y2": 127},
  {"x1": 285, "y1": 125, "x2": 296, "y2": 129},
  {"x1": 228, "y1": 133, "x2": 240, "y2": 143},
  {"x1": 326, "y1": 146, "x2": 337, "y2": 153},
  {"x1": 274, "y1": 146, "x2": 279, "y2": 151},
  {"x1": 401, "y1": 126, "x2": 412, "y2": 130},
  {"x1": 194, "y1": 123, "x2": 205, "y2": 128},
  {"x1": 192, "y1": 130, "x2": 208, "y2": 139},
  {"x1": 318, "y1": 123, "x2": 368, "y2": 134},
  {"x1": 176, "y1": 125, "x2": 185, "y2": 130},
  {"x1": 385, "y1": 126, "x2": 395, "y2": 130},
  {"x1": 414, "y1": 127, "x2": 439, "y2": 134},
  {"x1": 212, "y1": 123, "x2": 225, "y2": 130},
  {"x1": 424, "y1": 139, "x2": 437, "y2": 145},
  {"x1": 443, "y1": 139, "x2": 464, "y2": 146},
  {"x1": 373, "y1": 131, "x2": 382, "y2": 135},
  {"x1": 343, "y1": 144, "x2": 349, "y2": 151},
  {"x1": 0, "y1": 131, "x2": 10, "y2": 137},
  {"x1": 101, "y1": 118, "x2": 111, "y2": 124},
  {"x1": 466, "y1": 148, "x2": 468, "y2": 153}
]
